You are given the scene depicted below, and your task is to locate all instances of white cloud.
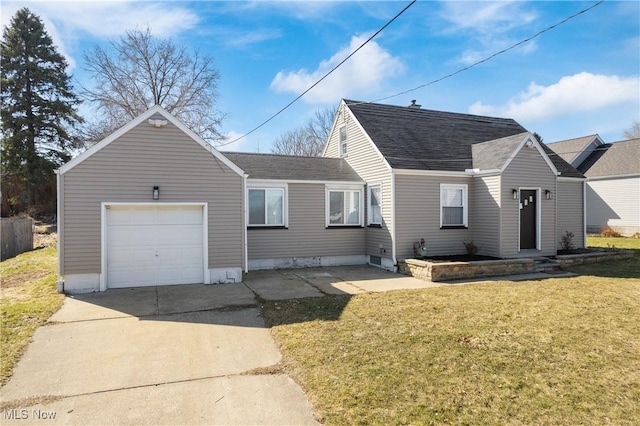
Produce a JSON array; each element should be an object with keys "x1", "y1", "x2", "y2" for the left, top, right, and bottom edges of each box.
[
  {"x1": 439, "y1": 1, "x2": 538, "y2": 65},
  {"x1": 270, "y1": 34, "x2": 404, "y2": 103},
  {"x1": 1, "y1": 1, "x2": 199, "y2": 70},
  {"x1": 469, "y1": 72, "x2": 640, "y2": 121}
]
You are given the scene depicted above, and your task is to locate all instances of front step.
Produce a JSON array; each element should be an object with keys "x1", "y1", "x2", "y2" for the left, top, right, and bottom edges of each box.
[{"x1": 533, "y1": 257, "x2": 562, "y2": 273}]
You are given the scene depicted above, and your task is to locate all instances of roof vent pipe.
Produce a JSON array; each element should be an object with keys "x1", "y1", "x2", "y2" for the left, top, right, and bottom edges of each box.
[{"x1": 408, "y1": 100, "x2": 421, "y2": 109}]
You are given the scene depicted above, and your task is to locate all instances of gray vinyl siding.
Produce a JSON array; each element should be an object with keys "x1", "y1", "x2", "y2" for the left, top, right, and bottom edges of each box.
[
  {"x1": 586, "y1": 176, "x2": 640, "y2": 235},
  {"x1": 247, "y1": 183, "x2": 364, "y2": 259},
  {"x1": 325, "y1": 106, "x2": 393, "y2": 261},
  {"x1": 395, "y1": 174, "x2": 472, "y2": 259},
  {"x1": 501, "y1": 147, "x2": 557, "y2": 257},
  {"x1": 470, "y1": 175, "x2": 501, "y2": 257},
  {"x1": 556, "y1": 180, "x2": 585, "y2": 248},
  {"x1": 61, "y1": 116, "x2": 243, "y2": 275}
]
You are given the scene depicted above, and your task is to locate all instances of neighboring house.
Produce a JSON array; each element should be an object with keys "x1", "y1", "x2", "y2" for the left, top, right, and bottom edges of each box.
[
  {"x1": 57, "y1": 101, "x2": 586, "y2": 293},
  {"x1": 548, "y1": 135, "x2": 640, "y2": 236}
]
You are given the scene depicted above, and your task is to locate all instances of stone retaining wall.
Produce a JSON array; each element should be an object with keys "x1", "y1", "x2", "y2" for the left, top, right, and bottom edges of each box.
[
  {"x1": 556, "y1": 250, "x2": 633, "y2": 266},
  {"x1": 398, "y1": 258, "x2": 534, "y2": 282}
]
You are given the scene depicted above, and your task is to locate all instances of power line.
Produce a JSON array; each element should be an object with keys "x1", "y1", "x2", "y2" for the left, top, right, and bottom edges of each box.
[
  {"x1": 217, "y1": 0, "x2": 417, "y2": 148},
  {"x1": 220, "y1": 0, "x2": 603, "y2": 148},
  {"x1": 371, "y1": 0, "x2": 604, "y2": 104}
]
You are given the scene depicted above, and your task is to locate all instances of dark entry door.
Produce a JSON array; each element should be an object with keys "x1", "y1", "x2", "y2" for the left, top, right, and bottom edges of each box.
[{"x1": 520, "y1": 190, "x2": 537, "y2": 250}]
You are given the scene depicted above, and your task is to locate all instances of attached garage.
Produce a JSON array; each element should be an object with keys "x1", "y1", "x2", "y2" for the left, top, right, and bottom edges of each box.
[
  {"x1": 105, "y1": 204, "x2": 206, "y2": 289},
  {"x1": 56, "y1": 105, "x2": 246, "y2": 293}
]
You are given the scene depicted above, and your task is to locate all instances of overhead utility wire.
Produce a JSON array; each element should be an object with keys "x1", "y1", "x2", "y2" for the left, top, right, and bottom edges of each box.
[
  {"x1": 370, "y1": 0, "x2": 604, "y2": 104},
  {"x1": 217, "y1": 0, "x2": 417, "y2": 147}
]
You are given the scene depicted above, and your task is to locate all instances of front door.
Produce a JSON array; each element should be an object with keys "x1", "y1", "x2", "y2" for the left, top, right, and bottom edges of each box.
[{"x1": 520, "y1": 190, "x2": 537, "y2": 250}]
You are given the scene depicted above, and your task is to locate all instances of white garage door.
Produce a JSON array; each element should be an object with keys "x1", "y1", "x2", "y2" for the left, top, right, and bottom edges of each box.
[{"x1": 106, "y1": 205, "x2": 204, "y2": 288}]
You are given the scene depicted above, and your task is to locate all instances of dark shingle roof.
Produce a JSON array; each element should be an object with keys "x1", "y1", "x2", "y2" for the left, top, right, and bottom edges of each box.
[
  {"x1": 223, "y1": 152, "x2": 363, "y2": 182},
  {"x1": 546, "y1": 135, "x2": 599, "y2": 164},
  {"x1": 345, "y1": 100, "x2": 527, "y2": 172},
  {"x1": 472, "y1": 133, "x2": 527, "y2": 171},
  {"x1": 345, "y1": 100, "x2": 584, "y2": 178},
  {"x1": 580, "y1": 138, "x2": 640, "y2": 177}
]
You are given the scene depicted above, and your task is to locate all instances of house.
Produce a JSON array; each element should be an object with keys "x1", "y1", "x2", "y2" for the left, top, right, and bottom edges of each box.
[
  {"x1": 322, "y1": 100, "x2": 586, "y2": 269},
  {"x1": 57, "y1": 100, "x2": 586, "y2": 293},
  {"x1": 548, "y1": 135, "x2": 640, "y2": 236}
]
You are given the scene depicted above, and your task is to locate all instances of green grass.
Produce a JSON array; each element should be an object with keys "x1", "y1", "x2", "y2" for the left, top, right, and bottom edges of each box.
[
  {"x1": 263, "y1": 237, "x2": 640, "y2": 425},
  {"x1": 1, "y1": 247, "x2": 64, "y2": 385}
]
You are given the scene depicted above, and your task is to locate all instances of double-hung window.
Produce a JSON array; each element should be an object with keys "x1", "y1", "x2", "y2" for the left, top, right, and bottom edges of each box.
[
  {"x1": 327, "y1": 186, "x2": 362, "y2": 226},
  {"x1": 248, "y1": 187, "x2": 286, "y2": 227},
  {"x1": 368, "y1": 184, "x2": 382, "y2": 226},
  {"x1": 339, "y1": 126, "x2": 347, "y2": 157},
  {"x1": 440, "y1": 184, "x2": 468, "y2": 228}
]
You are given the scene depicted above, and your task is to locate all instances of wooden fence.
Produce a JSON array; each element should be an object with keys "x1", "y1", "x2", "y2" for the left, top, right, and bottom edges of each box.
[{"x1": 1, "y1": 217, "x2": 33, "y2": 261}]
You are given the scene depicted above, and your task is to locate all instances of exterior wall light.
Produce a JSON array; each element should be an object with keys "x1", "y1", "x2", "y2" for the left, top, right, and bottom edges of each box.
[
  {"x1": 153, "y1": 186, "x2": 159, "y2": 200},
  {"x1": 545, "y1": 190, "x2": 552, "y2": 200},
  {"x1": 512, "y1": 189, "x2": 518, "y2": 200}
]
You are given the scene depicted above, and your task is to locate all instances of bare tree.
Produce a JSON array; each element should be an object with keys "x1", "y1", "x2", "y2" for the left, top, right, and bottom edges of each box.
[
  {"x1": 82, "y1": 28, "x2": 224, "y2": 144},
  {"x1": 272, "y1": 105, "x2": 337, "y2": 156},
  {"x1": 623, "y1": 119, "x2": 640, "y2": 139}
]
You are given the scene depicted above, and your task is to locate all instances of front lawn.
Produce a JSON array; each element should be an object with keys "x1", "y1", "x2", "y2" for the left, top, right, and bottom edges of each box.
[
  {"x1": 263, "y1": 237, "x2": 640, "y2": 425},
  {"x1": 0, "y1": 247, "x2": 64, "y2": 385}
]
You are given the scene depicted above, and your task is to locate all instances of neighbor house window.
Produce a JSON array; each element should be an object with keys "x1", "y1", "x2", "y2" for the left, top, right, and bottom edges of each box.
[
  {"x1": 327, "y1": 187, "x2": 362, "y2": 226},
  {"x1": 248, "y1": 187, "x2": 286, "y2": 226},
  {"x1": 440, "y1": 184, "x2": 468, "y2": 227},
  {"x1": 368, "y1": 184, "x2": 382, "y2": 226},
  {"x1": 339, "y1": 126, "x2": 347, "y2": 157}
]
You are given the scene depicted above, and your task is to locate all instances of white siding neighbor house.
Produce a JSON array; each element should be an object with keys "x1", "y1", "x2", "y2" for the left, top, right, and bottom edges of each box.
[{"x1": 548, "y1": 136, "x2": 640, "y2": 236}]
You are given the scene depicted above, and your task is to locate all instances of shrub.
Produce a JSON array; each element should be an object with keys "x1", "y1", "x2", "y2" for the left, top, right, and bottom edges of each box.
[
  {"x1": 463, "y1": 240, "x2": 479, "y2": 257},
  {"x1": 560, "y1": 231, "x2": 575, "y2": 252},
  {"x1": 600, "y1": 226, "x2": 622, "y2": 238}
]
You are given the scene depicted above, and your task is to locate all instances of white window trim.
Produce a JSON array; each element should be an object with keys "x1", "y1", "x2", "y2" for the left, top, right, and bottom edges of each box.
[
  {"x1": 440, "y1": 183, "x2": 468, "y2": 228},
  {"x1": 368, "y1": 183, "x2": 382, "y2": 226},
  {"x1": 247, "y1": 182, "x2": 288, "y2": 227},
  {"x1": 325, "y1": 185, "x2": 364, "y2": 227},
  {"x1": 339, "y1": 126, "x2": 347, "y2": 157}
]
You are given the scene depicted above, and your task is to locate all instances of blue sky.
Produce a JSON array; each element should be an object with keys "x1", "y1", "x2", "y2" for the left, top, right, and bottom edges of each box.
[{"x1": 2, "y1": 1, "x2": 639, "y2": 153}]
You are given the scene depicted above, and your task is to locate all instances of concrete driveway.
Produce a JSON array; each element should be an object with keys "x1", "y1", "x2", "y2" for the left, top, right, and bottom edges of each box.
[
  {"x1": 0, "y1": 284, "x2": 319, "y2": 425},
  {"x1": 1, "y1": 265, "x2": 433, "y2": 425}
]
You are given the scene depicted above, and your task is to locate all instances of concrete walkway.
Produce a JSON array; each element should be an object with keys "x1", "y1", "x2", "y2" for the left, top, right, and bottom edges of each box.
[{"x1": 1, "y1": 265, "x2": 568, "y2": 425}]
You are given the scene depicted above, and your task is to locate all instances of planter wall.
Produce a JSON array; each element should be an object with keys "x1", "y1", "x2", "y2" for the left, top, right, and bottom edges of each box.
[
  {"x1": 398, "y1": 258, "x2": 534, "y2": 282},
  {"x1": 556, "y1": 250, "x2": 633, "y2": 266}
]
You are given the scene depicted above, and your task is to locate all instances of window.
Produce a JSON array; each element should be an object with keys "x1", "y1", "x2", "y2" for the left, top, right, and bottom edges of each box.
[
  {"x1": 248, "y1": 188, "x2": 285, "y2": 226},
  {"x1": 368, "y1": 184, "x2": 382, "y2": 225},
  {"x1": 327, "y1": 187, "x2": 362, "y2": 226},
  {"x1": 440, "y1": 184, "x2": 468, "y2": 227},
  {"x1": 339, "y1": 126, "x2": 347, "y2": 157}
]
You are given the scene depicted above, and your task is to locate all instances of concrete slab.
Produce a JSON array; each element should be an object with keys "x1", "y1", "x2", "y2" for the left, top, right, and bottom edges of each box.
[
  {"x1": 1, "y1": 308, "x2": 281, "y2": 400},
  {"x1": 321, "y1": 265, "x2": 441, "y2": 293},
  {"x1": 243, "y1": 270, "x2": 325, "y2": 300},
  {"x1": 157, "y1": 283, "x2": 256, "y2": 315},
  {"x1": 49, "y1": 284, "x2": 257, "y2": 323},
  {"x1": 50, "y1": 287, "x2": 159, "y2": 322},
  {"x1": 1, "y1": 375, "x2": 319, "y2": 425}
]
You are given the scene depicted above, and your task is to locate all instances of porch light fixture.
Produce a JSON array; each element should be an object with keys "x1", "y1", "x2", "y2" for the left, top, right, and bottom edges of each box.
[
  {"x1": 153, "y1": 186, "x2": 159, "y2": 200},
  {"x1": 545, "y1": 189, "x2": 552, "y2": 200},
  {"x1": 512, "y1": 189, "x2": 518, "y2": 200}
]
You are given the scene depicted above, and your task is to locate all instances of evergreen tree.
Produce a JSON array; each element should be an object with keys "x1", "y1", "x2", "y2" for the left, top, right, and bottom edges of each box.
[{"x1": 1, "y1": 8, "x2": 83, "y2": 215}]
